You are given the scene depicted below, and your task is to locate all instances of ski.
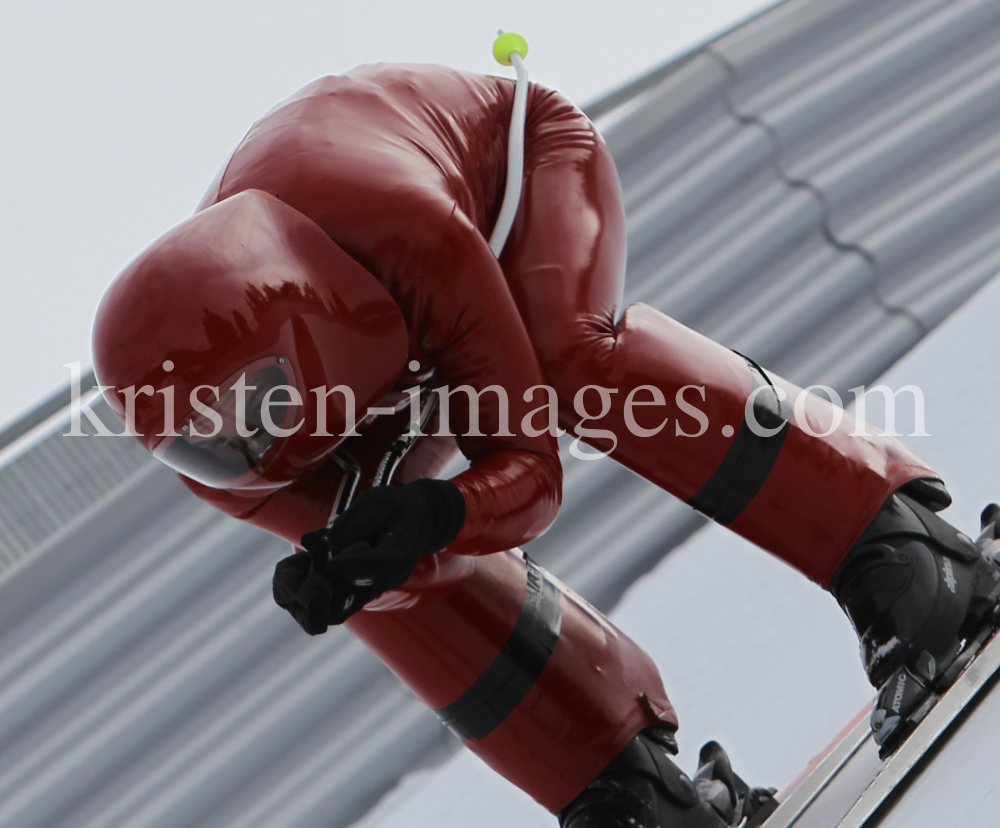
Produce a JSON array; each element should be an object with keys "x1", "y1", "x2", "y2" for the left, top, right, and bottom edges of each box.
[
  {"x1": 757, "y1": 713, "x2": 873, "y2": 828},
  {"x1": 761, "y1": 624, "x2": 1000, "y2": 827}
]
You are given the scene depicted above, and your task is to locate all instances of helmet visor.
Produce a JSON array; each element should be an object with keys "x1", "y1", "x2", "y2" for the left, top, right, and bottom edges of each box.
[{"x1": 154, "y1": 359, "x2": 298, "y2": 488}]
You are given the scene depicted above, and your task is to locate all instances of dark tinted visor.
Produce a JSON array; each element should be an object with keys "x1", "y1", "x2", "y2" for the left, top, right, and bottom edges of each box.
[{"x1": 154, "y1": 361, "x2": 297, "y2": 487}]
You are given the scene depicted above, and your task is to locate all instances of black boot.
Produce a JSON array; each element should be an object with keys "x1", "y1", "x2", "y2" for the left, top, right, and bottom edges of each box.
[
  {"x1": 829, "y1": 482, "x2": 1000, "y2": 750},
  {"x1": 557, "y1": 728, "x2": 777, "y2": 828}
]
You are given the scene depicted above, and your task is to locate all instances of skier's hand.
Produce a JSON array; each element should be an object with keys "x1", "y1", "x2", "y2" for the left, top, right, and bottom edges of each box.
[
  {"x1": 273, "y1": 479, "x2": 465, "y2": 635},
  {"x1": 272, "y1": 549, "x2": 371, "y2": 634},
  {"x1": 319, "y1": 478, "x2": 466, "y2": 592}
]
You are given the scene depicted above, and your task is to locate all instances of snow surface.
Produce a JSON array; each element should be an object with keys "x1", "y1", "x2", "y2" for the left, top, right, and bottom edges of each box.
[{"x1": 350, "y1": 274, "x2": 1000, "y2": 828}]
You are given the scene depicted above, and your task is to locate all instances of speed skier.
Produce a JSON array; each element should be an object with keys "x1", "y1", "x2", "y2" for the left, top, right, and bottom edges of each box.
[{"x1": 92, "y1": 36, "x2": 1000, "y2": 828}]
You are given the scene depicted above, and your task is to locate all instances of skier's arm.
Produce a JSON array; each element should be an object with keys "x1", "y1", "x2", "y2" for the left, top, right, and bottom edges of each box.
[
  {"x1": 178, "y1": 467, "x2": 342, "y2": 546},
  {"x1": 412, "y1": 205, "x2": 563, "y2": 554},
  {"x1": 267, "y1": 206, "x2": 565, "y2": 634}
]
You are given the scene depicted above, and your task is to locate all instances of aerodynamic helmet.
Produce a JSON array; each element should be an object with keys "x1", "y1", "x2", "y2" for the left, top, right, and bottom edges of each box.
[{"x1": 92, "y1": 189, "x2": 408, "y2": 491}]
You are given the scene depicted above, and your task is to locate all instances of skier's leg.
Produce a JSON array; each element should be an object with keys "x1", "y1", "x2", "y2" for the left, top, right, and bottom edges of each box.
[
  {"x1": 347, "y1": 549, "x2": 678, "y2": 813},
  {"x1": 552, "y1": 310, "x2": 939, "y2": 586},
  {"x1": 501, "y1": 90, "x2": 937, "y2": 587},
  {"x1": 321, "y1": 427, "x2": 676, "y2": 813},
  {"x1": 500, "y1": 92, "x2": 1000, "y2": 752}
]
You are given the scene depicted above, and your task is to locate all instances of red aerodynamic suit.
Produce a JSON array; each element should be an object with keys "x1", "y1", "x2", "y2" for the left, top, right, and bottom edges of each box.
[{"x1": 94, "y1": 65, "x2": 936, "y2": 812}]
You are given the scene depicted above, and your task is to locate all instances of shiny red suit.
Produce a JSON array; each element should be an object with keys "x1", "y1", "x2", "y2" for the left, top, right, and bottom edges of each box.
[{"x1": 97, "y1": 65, "x2": 937, "y2": 812}]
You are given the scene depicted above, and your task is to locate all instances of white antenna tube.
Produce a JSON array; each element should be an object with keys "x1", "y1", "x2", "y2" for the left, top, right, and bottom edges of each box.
[{"x1": 489, "y1": 33, "x2": 530, "y2": 258}]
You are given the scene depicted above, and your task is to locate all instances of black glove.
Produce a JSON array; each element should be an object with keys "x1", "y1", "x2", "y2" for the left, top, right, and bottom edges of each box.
[
  {"x1": 272, "y1": 479, "x2": 466, "y2": 635},
  {"x1": 272, "y1": 550, "x2": 369, "y2": 634}
]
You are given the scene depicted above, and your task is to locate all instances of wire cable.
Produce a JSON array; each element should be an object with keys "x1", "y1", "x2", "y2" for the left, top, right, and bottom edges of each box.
[{"x1": 489, "y1": 33, "x2": 530, "y2": 258}]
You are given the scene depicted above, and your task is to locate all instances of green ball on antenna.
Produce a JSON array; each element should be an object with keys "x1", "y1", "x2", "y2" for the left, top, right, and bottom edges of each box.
[{"x1": 493, "y1": 31, "x2": 528, "y2": 66}]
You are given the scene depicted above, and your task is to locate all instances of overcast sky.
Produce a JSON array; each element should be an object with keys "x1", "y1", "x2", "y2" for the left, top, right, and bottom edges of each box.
[{"x1": 0, "y1": 0, "x2": 779, "y2": 431}]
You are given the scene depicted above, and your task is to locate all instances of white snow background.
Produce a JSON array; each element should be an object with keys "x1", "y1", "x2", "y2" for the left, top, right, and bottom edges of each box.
[{"x1": 351, "y1": 274, "x2": 1000, "y2": 828}]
